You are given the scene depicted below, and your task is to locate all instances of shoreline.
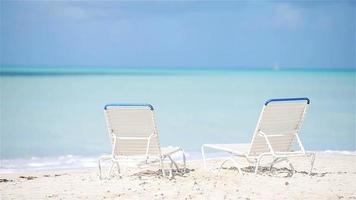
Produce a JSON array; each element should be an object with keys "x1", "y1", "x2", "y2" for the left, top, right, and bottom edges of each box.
[
  {"x1": 1, "y1": 153, "x2": 356, "y2": 199},
  {"x1": 1, "y1": 151, "x2": 356, "y2": 174}
]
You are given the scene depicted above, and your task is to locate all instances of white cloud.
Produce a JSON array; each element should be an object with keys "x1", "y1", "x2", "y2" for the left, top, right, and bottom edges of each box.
[
  {"x1": 60, "y1": 6, "x2": 89, "y2": 20},
  {"x1": 58, "y1": 6, "x2": 89, "y2": 20},
  {"x1": 49, "y1": 3, "x2": 91, "y2": 20},
  {"x1": 273, "y1": 3, "x2": 303, "y2": 29}
]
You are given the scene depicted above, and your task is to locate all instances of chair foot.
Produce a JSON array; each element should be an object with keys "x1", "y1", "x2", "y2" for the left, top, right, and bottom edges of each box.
[
  {"x1": 182, "y1": 149, "x2": 187, "y2": 171},
  {"x1": 98, "y1": 156, "x2": 113, "y2": 180},
  {"x1": 201, "y1": 145, "x2": 207, "y2": 169},
  {"x1": 309, "y1": 153, "x2": 316, "y2": 175}
]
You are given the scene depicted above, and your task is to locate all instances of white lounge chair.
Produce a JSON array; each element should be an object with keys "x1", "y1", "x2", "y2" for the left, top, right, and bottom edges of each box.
[
  {"x1": 98, "y1": 104, "x2": 186, "y2": 179},
  {"x1": 201, "y1": 98, "x2": 315, "y2": 176}
]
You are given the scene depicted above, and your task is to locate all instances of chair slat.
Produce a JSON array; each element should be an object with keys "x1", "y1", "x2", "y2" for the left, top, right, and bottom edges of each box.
[
  {"x1": 105, "y1": 107, "x2": 161, "y2": 156},
  {"x1": 248, "y1": 101, "x2": 307, "y2": 156}
]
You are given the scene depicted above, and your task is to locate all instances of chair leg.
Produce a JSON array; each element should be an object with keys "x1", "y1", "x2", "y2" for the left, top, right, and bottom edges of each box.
[
  {"x1": 98, "y1": 156, "x2": 112, "y2": 180},
  {"x1": 285, "y1": 159, "x2": 295, "y2": 176},
  {"x1": 182, "y1": 150, "x2": 186, "y2": 171},
  {"x1": 114, "y1": 160, "x2": 121, "y2": 175},
  {"x1": 269, "y1": 157, "x2": 287, "y2": 172},
  {"x1": 108, "y1": 161, "x2": 116, "y2": 177},
  {"x1": 309, "y1": 153, "x2": 316, "y2": 175},
  {"x1": 159, "y1": 157, "x2": 166, "y2": 178},
  {"x1": 169, "y1": 160, "x2": 173, "y2": 178},
  {"x1": 269, "y1": 157, "x2": 277, "y2": 171},
  {"x1": 254, "y1": 160, "x2": 260, "y2": 175},
  {"x1": 166, "y1": 149, "x2": 186, "y2": 175},
  {"x1": 201, "y1": 145, "x2": 207, "y2": 169},
  {"x1": 218, "y1": 156, "x2": 243, "y2": 174},
  {"x1": 98, "y1": 159, "x2": 103, "y2": 180},
  {"x1": 167, "y1": 155, "x2": 179, "y2": 171},
  {"x1": 218, "y1": 158, "x2": 230, "y2": 171},
  {"x1": 255, "y1": 155, "x2": 265, "y2": 175},
  {"x1": 229, "y1": 157, "x2": 242, "y2": 174}
]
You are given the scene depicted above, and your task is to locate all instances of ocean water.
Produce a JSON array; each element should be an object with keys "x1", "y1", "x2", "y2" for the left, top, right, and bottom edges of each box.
[{"x1": 0, "y1": 69, "x2": 355, "y2": 171}]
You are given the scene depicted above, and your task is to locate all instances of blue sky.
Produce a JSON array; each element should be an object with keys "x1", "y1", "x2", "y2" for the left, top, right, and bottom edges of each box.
[{"x1": 0, "y1": 1, "x2": 355, "y2": 69}]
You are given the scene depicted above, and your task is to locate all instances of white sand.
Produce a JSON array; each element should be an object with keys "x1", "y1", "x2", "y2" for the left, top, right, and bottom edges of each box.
[{"x1": 1, "y1": 153, "x2": 356, "y2": 199}]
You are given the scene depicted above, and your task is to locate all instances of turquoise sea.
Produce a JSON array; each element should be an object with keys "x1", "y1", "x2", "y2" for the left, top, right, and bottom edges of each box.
[{"x1": 0, "y1": 68, "x2": 355, "y2": 171}]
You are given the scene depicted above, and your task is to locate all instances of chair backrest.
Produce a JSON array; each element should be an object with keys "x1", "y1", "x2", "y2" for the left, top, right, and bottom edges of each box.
[
  {"x1": 248, "y1": 98, "x2": 310, "y2": 156},
  {"x1": 104, "y1": 104, "x2": 161, "y2": 156}
]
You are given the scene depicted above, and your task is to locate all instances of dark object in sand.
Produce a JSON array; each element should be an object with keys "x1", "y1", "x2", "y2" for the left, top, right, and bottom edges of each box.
[
  {"x1": 0, "y1": 178, "x2": 13, "y2": 183},
  {"x1": 19, "y1": 176, "x2": 37, "y2": 180}
]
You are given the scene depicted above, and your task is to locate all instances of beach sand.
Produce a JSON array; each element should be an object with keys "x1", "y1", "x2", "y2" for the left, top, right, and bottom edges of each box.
[{"x1": 1, "y1": 153, "x2": 356, "y2": 199}]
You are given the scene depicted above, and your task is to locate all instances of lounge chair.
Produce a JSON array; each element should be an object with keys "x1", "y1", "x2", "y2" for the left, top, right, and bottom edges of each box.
[
  {"x1": 98, "y1": 104, "x2": 186, "y2": 179},
  {"x1": 201, "y1": 98, "x2": 315, "y2": 176}
]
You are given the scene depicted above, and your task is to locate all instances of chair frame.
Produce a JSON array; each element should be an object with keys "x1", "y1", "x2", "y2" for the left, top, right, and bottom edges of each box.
[
  {"x1": 98, "y1": 104, "x2": 186, "y2": 179},
  {"x1": 201, "y1": 98, "x2": 315, "y2": 176}
]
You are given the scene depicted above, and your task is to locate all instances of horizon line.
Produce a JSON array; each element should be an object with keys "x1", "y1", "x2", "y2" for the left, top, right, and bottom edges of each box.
[
  {"x1": 1, "y1": 66, "x2": 355, "y2": 76},
  {"x1": 1, "y1": 65, "x2": 355, "y2": 70}
]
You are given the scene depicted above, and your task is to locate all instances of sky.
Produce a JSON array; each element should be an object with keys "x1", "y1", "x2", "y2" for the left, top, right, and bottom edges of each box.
[{"x1": 0, "y1": 1, "x2": 355, "y2": 70}]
